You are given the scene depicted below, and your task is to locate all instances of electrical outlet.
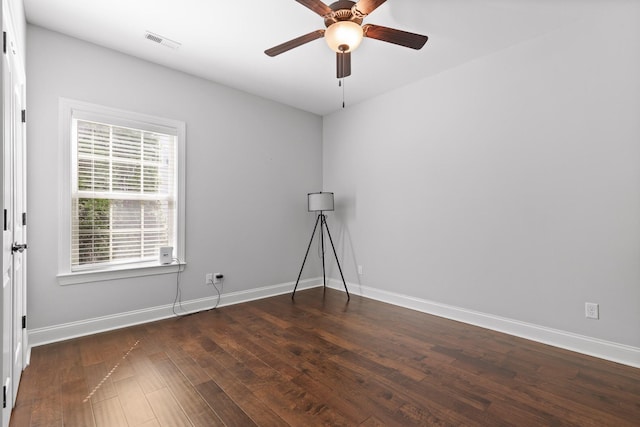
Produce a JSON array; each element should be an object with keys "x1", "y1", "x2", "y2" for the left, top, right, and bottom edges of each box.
[
  {"x1": 213, "y1": 273, "x2": 223, "y2": 284},
  {"x1": 357, "y1": 265, "x2": 363, "y2": 275},
  {"x1": 206, "y1": 273, "x2": 213, "y2": 285},
  {"x1": 585, "y1": 302, "x2": 599, "y2": 319}
]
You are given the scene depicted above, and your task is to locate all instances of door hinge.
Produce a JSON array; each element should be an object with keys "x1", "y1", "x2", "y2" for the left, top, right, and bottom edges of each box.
[
  {"x1": 21, "y1": 109, "x2": 26, "y2": 123},
  {"x1": 2, "y1": 385, "x2": 6, "y2": 409},
  {"x1": 3, "y1": 209, "x2": 6, "y2": 231},
  {"x1": 2, "y1": 32, "x2": 6, "y2": 55},
  {"x1": 22, "y1": 212, "x2": 27, "y2": 226},
  {"x1": 22, "y1": 315, "x2": 26, "y2": 329}
]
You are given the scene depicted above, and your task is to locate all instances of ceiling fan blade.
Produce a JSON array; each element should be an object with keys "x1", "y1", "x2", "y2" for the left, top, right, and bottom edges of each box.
[
  {"x1": 295, "y1": 0, "x2": 332, "y2": 16},
  {"x1": 337, "y1": 51, "x2": 351, "y2": 78},
  {"x1": 353, "y1": 0, "x2": 387, "y2": 16},
  {"x1": 264, "y1": 30, "x2": 325, "y2": 57},
  {"x1": 363, "y1": 24, "x2": 428, "y2": 50}
]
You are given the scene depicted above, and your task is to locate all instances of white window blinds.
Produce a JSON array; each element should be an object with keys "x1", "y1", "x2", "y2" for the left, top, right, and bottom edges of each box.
[{"x1": 71, "y1": 118, "x2": 177, "y2": 270}]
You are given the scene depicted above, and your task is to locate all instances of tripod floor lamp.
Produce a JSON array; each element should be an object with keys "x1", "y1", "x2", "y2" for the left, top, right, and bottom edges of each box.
[{"x1": 292, "y1": 192, "x2": 350, "y2": 300}]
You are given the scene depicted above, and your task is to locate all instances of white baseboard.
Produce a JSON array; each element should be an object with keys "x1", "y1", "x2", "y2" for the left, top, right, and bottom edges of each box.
[
  {"x1": 29, "y1": 276, "x2": 640, "y2": 369},
  {"x1": 327, "y1": 279, "x2": 640, "y2": 369},
  {"x1": 28, "y1": 278, "x2": 321, "y2": 348}
]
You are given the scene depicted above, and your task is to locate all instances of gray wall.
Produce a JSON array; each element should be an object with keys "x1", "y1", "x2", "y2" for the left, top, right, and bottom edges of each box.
[
  {"x1": 25, "y1": 2, "x2": 640, "y2": 352},
  {"x1": 27, "y1": 25, "x2": 322, "y2": 329},
  {"x1": 323, "y1": 3, "x2": 640, "y2": 347}
]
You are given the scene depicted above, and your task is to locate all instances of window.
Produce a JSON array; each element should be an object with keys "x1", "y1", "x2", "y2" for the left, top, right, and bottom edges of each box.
[{"x1": 58, "y1": 99, "x2": 185, "y2": 285}]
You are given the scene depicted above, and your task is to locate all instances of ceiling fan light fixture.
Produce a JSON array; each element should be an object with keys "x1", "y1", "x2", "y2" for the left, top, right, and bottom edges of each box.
[{"x1": 324, "y1": 21, "x2": 363, "y2": 53}]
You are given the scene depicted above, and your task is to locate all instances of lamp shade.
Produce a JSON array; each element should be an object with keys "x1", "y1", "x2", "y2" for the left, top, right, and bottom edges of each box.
[
  {"x1": 324, "y1": 21, "x2": 363, "y2": 53},
  {"x1": 308, "y1": 192, "x2": 334, "y2": 212}
]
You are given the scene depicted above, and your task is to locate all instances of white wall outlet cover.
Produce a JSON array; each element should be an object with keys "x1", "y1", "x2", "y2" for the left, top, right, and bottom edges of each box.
[
  {"x1": 159, "y1": 246, "x2": 173, "y2": 265},
  {"x1": 585, "y1": 302, "x2": 599, "y2": 319}
]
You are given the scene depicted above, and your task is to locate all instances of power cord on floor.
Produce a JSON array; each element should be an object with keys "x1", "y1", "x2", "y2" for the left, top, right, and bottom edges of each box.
[
  {"x1": 172, "y1": 259, "x2": 224, "y2": 318},
  {"x1": 171, "y1": 258, "x2": 187, "y2": 316},
  {"x1": 206, "y1": 275, "x2": 223, "y2": 311}
]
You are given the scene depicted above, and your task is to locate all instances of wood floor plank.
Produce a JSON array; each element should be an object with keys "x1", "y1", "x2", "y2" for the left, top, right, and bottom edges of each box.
[
  {"x1": 14, "y1": 288, "x2": 640, "y2": 426},
  {"x1": 114, "y1": 376, "x2": 156, "y2": 426},
  {"x1": 145, "y1": 387, "x2": 192, "y2": 427},
  {"x1": 360, "y1": 415, "x2": 387, "y2": 427},
  {"x1": 25, "y1": 398, "x2": 63, "y2": 427},
  {"x1": 7, "y1": 404, "x2": 31, "y2": 427},
  {"x1": 195, "y1": 380, "x2": 257, "y2": 426},
  {"x1": 151, "y1": 357, "x2": 225, "y2": 427},
  {"x1": 15, "y1": 351, "x2": 63, "y2": 426},
  {"x1": 190, "y1": 326, "x2": 350, "y2": 425},
  {"x1": 215, "y1": 311, "x2": 304, "y2": 381},
  {"x1": 180, "y1": 345, "x2": 288, "y2": 426},
  {"x1": 83, "y1": 362, "x2": 117, "y2": 403},
  {"x1": 92, "y1": 396, "x2": 128, "y2": 427},
  {"x1": 165, "y1": 353, "x2": 210, "y2": 387},
  {"x1": 251, "y1": 378, "x2": 353, "y2": 426},
  {"x1": 291, "y1": 369, "x2": 386, "y2": 425},
  {"x1": 128, "y1": 350, "x2": 167, "y2": 394},
  {"x1": 79, "y1": 336, "x2": 105, "y2": 367},
  {"x1": 61, "y1": 378, "x2": 95, "y2": 427}
]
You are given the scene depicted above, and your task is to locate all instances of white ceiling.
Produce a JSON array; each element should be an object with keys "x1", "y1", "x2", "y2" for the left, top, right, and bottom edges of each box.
[{"x1": 24, "y1": 0, "x2": 596, "y2": 115}]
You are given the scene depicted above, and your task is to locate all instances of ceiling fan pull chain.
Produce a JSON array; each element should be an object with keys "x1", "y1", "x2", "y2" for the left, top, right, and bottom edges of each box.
[{"x1": 342, "y1": 77, "x2": 346, "y2": 108}]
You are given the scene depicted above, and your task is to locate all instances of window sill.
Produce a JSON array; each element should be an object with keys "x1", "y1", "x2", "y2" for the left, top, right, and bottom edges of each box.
[{"x1": 57, "y1": 261, "x2": 186, "y2": 286}]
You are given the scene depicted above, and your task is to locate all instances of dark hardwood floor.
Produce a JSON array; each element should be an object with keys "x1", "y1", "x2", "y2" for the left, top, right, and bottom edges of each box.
[{"x1": 11, "y1": 287, "x2": 640, "y2": 426}]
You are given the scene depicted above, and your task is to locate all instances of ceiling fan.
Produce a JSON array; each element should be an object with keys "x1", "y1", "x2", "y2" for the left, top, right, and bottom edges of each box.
[{"x1": 264, "y1": 0, "x2": 428, "y2": 79}]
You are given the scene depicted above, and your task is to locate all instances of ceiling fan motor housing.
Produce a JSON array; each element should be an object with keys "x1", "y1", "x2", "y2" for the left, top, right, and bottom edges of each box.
[{"x1": 324, "y1": 1, "x2": 364, "y2": 27}]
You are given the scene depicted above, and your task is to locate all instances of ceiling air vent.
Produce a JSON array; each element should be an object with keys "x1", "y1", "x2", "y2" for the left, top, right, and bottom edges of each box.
[{"x1": 144, "y1": 31, "x2": 181, "y2": 49}]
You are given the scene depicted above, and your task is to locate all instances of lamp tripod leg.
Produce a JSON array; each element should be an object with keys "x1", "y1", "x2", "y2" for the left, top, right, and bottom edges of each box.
[
  {"x1": 292, "y1": 213, "x2": 322, "y2": 299},
  {"x1": 320, "y1": 214, "x2": 326, "y2": 289},
  {"x1": 323, "y1": 218, "x2": 350, "y2": 301}
]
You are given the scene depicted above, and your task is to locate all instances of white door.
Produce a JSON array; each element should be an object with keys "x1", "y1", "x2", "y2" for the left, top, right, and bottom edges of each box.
[
  {"x1": 1, "y1": 26, "x2": 14, "y2": 427},
  {"x1": 1, "y1": 20, "x2": 26, "y2": 427},
  {"x1": 10, "y1": 47, "x2": 25, "y2": 404}
]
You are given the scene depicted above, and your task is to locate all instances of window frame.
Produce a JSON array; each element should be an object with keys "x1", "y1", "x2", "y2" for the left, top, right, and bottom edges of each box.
[{"x1": 58, "y1": 98, "x2": 186, "y2": 285}]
